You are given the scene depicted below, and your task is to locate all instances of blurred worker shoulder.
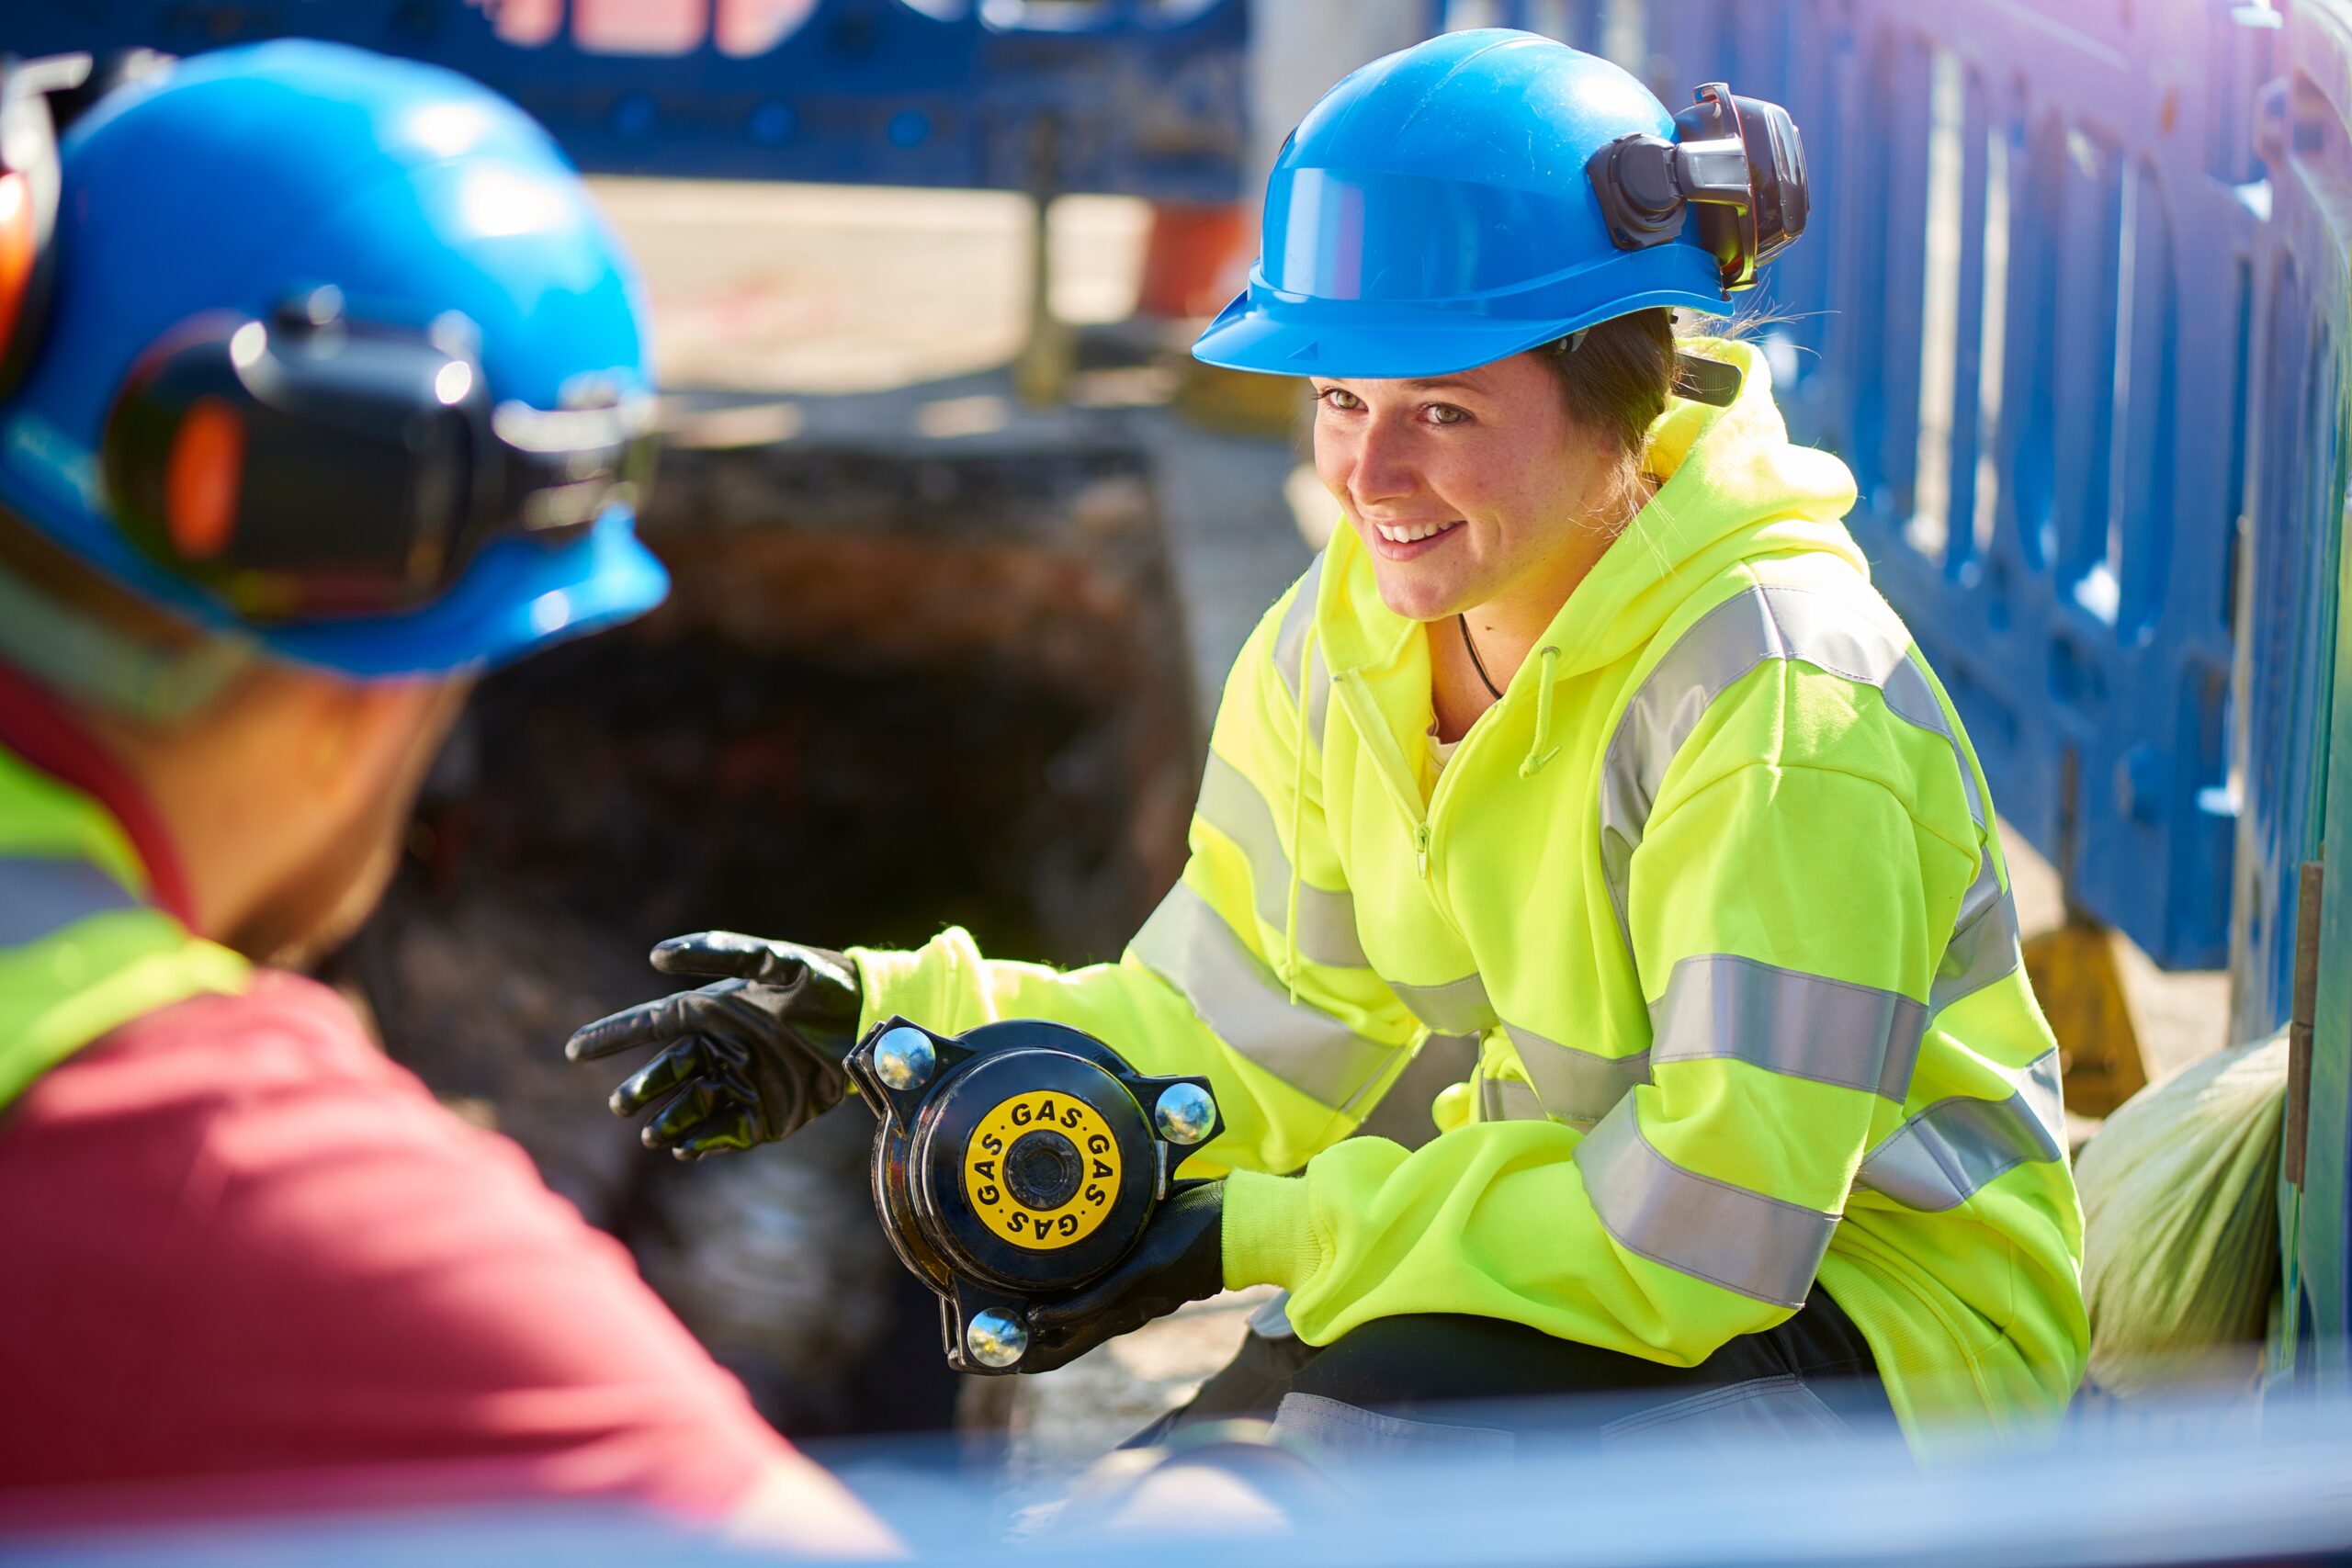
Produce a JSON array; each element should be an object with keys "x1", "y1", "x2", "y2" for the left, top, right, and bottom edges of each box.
[{"x1": 0, "y1": 41, "x2": 884, "y2": 1551}]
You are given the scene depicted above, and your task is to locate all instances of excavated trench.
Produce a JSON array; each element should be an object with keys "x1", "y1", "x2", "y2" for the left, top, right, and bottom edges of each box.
[{"x1": 336, "y1": 434, "x2": 1199, "y2": 1438}]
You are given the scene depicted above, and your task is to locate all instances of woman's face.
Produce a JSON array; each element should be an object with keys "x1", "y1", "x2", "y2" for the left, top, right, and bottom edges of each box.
[{"x1": 1310, "y1": 350, "x2": 1624, "y2": 624}]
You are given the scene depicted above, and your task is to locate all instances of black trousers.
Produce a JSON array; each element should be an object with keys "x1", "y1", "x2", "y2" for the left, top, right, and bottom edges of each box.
[{"x1": 1137, "y1": 1289, "x2": 1893, "y2": 1446}]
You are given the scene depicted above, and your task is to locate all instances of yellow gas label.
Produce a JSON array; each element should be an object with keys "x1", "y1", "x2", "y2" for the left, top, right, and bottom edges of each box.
[{"x1": 962, "y1": 1091, "x2": 1124, "y2": 1250}]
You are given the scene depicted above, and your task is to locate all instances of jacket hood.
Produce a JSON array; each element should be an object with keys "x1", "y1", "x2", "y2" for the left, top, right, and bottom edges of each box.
[{"x1": 1315, "y1": 338, "x2": 1865, "y2": 684}]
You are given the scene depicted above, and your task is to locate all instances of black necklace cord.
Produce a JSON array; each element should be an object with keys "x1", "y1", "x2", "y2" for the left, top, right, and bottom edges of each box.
[{"x1": 1459, "y1": 613, "x2": 1506, "y2": 701}]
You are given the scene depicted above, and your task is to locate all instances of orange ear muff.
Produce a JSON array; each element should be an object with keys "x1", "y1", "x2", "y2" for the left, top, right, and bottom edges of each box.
[{"x1": 162, "y1": 395, "x2": 244, "y2": 561}]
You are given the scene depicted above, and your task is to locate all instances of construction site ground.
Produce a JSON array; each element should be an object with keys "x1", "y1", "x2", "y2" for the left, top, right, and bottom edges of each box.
[{"x1": 594, "y1": 175, "x2": 2233, "y2": 1470}]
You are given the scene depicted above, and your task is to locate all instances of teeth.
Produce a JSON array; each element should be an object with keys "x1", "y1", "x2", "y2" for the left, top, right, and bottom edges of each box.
[{"x1": 1374, "y1": 518, "x2": 1463, "y2": 544}]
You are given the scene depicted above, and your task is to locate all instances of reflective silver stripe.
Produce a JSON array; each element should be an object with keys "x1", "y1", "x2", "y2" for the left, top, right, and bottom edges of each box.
[
  {"x1": 1855, "y1": 1047, "x2": 2064, "y2": 1212},
  {"x1": 1194, "y1": 751, "x2": 1368, "y2": 968},
  {"x1": 1931, "y1": 851, "x2": 2023, "y2": 1018},
  {"x1": 1649, "y1": 953, "x2": 1928, "y2": 1103},
  {"x1": 1503, "y1": 1021, "x2": 1650, "y2": 1124},
  {"x1": 1272, "y1": 554, "x2": 1325, "y2": 708},
  {"x1": 1272, "y1": 554, "x2": 1333, "y2": 742},
  {"x1": 1391, "y1": 971, "x2": 1498, "y2": 1035},
  {"x1": 1478, "y1": 1073, "x2": 1548, "y2": 1122},
  {"x1": 1131, "y1": 880, "x2": 1394, "y2": 1109},
  {"x1": 1597, "y1": 583, "x2": 1985, "y2": 942},
  {"x1": 0, "y1": 856, "x2": 141, "y2": 947},
  {"x1": 1576, "y1": 1100, "x2": 1838, "y2": 1308}
]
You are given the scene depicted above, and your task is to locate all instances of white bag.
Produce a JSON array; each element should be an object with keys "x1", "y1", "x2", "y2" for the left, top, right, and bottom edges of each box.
[{"x1": 2075, "y1": 1032, "x2": 2288, "y2": 1397}]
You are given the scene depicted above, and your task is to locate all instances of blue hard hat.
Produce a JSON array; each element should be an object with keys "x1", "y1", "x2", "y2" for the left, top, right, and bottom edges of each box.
[
  {"x1": 1193, "y1": 29, "x2": 1730, "y2": 379},
  {"x1": 0, "y1": 40, "x2": 667, "y2": 678}
]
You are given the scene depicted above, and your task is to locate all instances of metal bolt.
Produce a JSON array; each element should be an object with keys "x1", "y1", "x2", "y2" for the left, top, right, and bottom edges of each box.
[
  {"x1": 965, "y1": 1309, "x2": 1028, "y2": 1369},
  {"x1": 1154, "y1": 1082, "x2": 1216, "y2": 1145},
  {"x1": 873, "y1": 1026, "x2": 935, "y2": 1091}
]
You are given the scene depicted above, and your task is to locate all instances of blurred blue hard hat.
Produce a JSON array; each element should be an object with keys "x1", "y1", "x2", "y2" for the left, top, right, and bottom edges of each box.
[
  {"x1": 1193, "y1": 29, "x2": 1731, "y2": 379},
  {"x1": 0, "y1": 39, "x2": 667, "y2": 678}
]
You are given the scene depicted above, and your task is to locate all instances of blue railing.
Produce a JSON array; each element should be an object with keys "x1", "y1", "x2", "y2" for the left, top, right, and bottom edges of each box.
[
  {"x1": 1442, "y1": 0, "x2": 2350, "y2": 1363},
  {"x1": 11, "y1": 0, "x2": 1249, "y2": 203},
  {"x1": 2263, "y1": 0, "x2": 2352, "y2": 1387},
  {"x1": 1434, "y1": 0, "x2": 2278, "y2": 976},
  {"x1": 1646, "y1": 0, "x2": 2352, "y2": 1366}
]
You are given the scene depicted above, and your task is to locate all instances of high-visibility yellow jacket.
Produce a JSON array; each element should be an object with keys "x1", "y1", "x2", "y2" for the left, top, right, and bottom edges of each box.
[{"x1": 854, "y1": 341, "x2": 2088, "y2": 1443}]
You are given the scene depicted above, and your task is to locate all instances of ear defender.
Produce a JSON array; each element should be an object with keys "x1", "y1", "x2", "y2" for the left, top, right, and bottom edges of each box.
[
  {"x1": 103, "y1": 286, "x2": 660, "y2": 625},
  {"x1": 1587, "y1": 82, "x2": 1811, "y2": 294}
]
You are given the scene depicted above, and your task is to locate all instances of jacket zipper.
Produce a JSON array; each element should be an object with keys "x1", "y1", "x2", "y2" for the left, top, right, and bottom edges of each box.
[
  {"x1": 1331, "y1": 671, "x2": 1430, "y2": 879},
  {"x1": 1333, "y1": 667, "x2": 1505, "y2": 891}
]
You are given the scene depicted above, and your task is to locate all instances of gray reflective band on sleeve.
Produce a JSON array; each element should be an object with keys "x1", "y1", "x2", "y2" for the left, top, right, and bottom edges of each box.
[
  {"x1": 0, "y1": 856, "x2": 141, "y2": 947},
  {"x1": 1930, "y1": 851, "x2": 2023, "y2": 1018},
  {"x1": 1502, "y1": 1021, "x2": 1650, "y2": 1124},
  {"x1": 1855, "y1": 1047, "x2": 2065, "y2": 1212},
  {"x1": 1649, "y1": 953, "x2": 1928, "y2": 1103},
  {"x1": 1194, "y1": 751, "x2": 1368, "y2": 969},
  {"x1": 1131, "y1": 880, "x2": 1395, "y2": 1109},
  {"x1": 1597, "y1": 583, "x2": 1985, "y2": 944},
  {"x1": 1478, "y1": 1073, "x2": 1549, "y2": 1122},
  {"x1": 1575, "y1": 1100, "x2": 1838, "y2": 1308},
  {"x1": 1390, "y1": 971, "x2": 1498, "y2": 1035}
]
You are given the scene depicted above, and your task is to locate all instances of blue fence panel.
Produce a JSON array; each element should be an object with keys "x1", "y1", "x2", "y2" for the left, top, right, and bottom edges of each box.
[
  {"x1": 1568, "y1": 10, "x2": 2350, "y2": 1354},
  {"x1": 2269, "y1": 0, "x2": 2352, "y2": 1379},
  {"x1": 11, "y1": 0, "x2": 1249, "y2": 203},
  {"x1": 1425, "y1": 1, "x2": 2264, "y2": 970},
  {"x1": 2236, "y1": 171, "x2": 2337, "y2": 1043},
  {"x1": 1611, "y1": 1, "x2": 2271, "y2": 973},
  {"x1": 2238, "y1": 0, "x2": 2352, "y2": 1051}
]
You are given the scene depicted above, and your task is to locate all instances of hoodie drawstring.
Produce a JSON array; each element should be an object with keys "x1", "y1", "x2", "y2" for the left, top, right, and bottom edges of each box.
[{"x1": 1519, "y1": 645, "x2": 1562, "y2": 778}]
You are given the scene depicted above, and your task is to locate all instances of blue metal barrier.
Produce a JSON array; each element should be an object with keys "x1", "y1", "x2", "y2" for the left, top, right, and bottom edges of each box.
[
  {"x1": 1702, "y1": 0, "x2": 2266, "y2": 976},
  {"x1": 1435, "y1": 1, "x2": 2274, "y2": 975},
  {"x1": 10, "y1": 0, "x2": 1248, "y2": 203},
  {"x1": 2267, "y1": 0, "x2": 2352, "y2": 1385},
  {"x1": 2238, "y1": 6, "x2": 2350, "y2": 1047},
  {"x1": 1447, "y1": 0, "x2": 2351, "y2": 1370}
]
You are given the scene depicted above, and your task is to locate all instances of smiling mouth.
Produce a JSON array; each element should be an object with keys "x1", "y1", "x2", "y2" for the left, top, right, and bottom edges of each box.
[{"x1": 1370, "y1": 517, "x2": 1464, "y2": 544}]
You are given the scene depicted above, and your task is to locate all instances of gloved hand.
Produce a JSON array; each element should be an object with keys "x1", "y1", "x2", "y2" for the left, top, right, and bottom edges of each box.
[
  {"x1": 564, "y1": 931, "x2": 862, "y2": 1160},
  {"x1": 1021, "y1": 1181, "x2": 1226, "y2": 1372}
]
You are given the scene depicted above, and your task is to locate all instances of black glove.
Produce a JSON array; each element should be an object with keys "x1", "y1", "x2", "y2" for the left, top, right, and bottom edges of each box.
[
  {"x1": 564, "y1": 931, "x2": 862, "y2": 1160},
  {"x1": 1021, "y1": 1181, "x2": 1226, "y2": 1372}
]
